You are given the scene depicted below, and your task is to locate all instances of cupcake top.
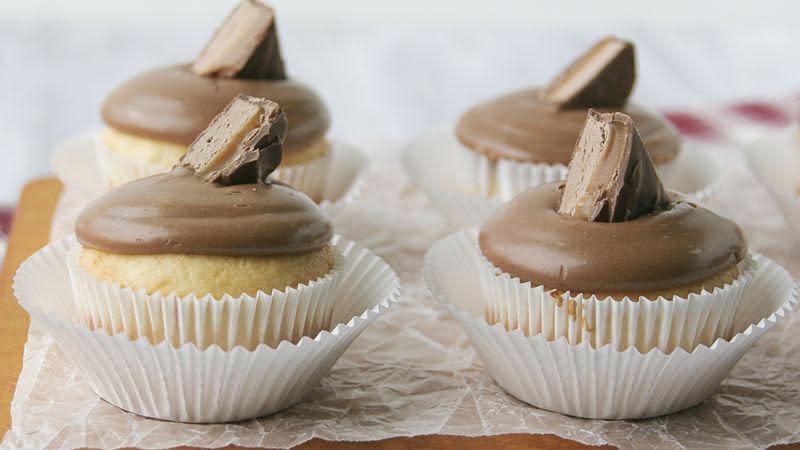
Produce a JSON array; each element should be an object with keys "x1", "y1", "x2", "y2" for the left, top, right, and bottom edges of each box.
[
  {"x1": 479, "y1": 111, "x2": 746, "y2": 294},
  {"x1": 101, "y1": 65, "x2": 329, "y2": 154},
  {"x1": 100, "y1": 0, "x2": 329, "y2": 154},
  {"x1": 78, "y1": 95, "x2": 332, "y2": 256},
  {"x1": 456, "y1": 37, "x2": 681, "y2": 165}
]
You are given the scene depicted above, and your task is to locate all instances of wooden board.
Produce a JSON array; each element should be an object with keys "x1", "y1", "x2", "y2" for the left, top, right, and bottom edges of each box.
[
  {"x1": 0, "y1": 178, "x2": 63, "y2": 440},
  {"x1": 1, "y1": 178, "x2": 796, "y2": 450}
]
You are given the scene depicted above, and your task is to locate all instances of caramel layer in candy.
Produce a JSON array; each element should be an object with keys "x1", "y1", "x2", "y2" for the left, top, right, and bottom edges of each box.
[
  {"x1": 191, "y1": 0, "x2": 286, "y2": 79},
  {"x1": 542, "y1": 36, "x2": 635, "y2": 109},
  {"x1": 557, "y1": 110, "x2": 669, "y2": 222},
  {"x1": 179, "y1": 95, "x2": 287, "y2": 185}
]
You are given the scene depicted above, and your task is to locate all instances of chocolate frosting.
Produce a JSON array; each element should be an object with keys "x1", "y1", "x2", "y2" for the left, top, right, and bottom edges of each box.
[
  {"x1": 100, "y1": 64, "x2": 329, "y2": 153},
  {"x1": 76, "y1": 168, "x2": 332, "y2": 256},
  {"x1": 455, "y1": 88, "x2": 681, "y2": 165},
  {"x1": 479, "y1": 183, "x2": 747, "y2": 293}
]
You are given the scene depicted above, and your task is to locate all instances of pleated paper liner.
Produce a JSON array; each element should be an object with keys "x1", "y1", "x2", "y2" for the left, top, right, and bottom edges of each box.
[
  {"x1": 424, "y1": 230, "x2": 797, "y2": 419},
  {"x1": 744, "y1": 125, "x2": 800, "y2": 241},
  {"x1": 400, "y1": 129, "x2": 497, "y2": 230},
  {"x1": 50, "y1": 132, "x2": 106, "y2": 203},
  {"x1": 14, "y1": 235, "x2": 401, "y2": 423},
  {"x1": 272, "y1": 146, "x2": 332, "y2": 203},
  {"x1": 314, "y1": 139, "x2": 369, "y2": 215},
  {"x1": 402, "y1": 128, "x2": 722, "y2": 230},
  {"x1": 66, "y1": 240, "x2": 346, "y2": 351},
  {"x1": 453, "y1": 141, "x2": 568, "y2": 199},
  {"x1": 475, "y1": 238, "x2": 757, "y2": 354}
]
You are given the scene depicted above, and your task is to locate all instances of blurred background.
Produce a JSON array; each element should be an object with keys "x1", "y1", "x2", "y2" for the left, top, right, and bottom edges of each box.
[{"x1": 1, "y1": 0, "x2": 799, "y2": 205}]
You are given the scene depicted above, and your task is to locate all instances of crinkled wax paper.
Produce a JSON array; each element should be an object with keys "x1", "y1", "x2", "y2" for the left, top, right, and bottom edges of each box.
[{"x1": 3, "y1": 143, "x2": 799, "y2": 449}]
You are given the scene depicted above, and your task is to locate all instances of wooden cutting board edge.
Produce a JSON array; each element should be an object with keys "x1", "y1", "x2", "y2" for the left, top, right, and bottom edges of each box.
[{"x1": 0, "y1": 177, "x2": 63, "y2": 443}]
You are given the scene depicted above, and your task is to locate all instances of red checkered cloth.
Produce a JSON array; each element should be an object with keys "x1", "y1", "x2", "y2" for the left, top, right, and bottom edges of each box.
[
  {"x1": 0, "y1": 207, "x2": 12, "y2": 239},
  {"x1": 663, "y1": 97, "x2": 800, "y2": 143}
]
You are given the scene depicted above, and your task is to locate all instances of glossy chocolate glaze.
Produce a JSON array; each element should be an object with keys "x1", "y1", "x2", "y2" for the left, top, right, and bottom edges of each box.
[
  {"x1": 76, "y1": 168, "x2": 332, "y2": 256},
  {"x1": 100, "y1": 64, "x2": 329, "y2": 153},
  {"x1": 456, "y1": 88, "x2": 681, "y2": 165},
  {"x1": 479, "y1": 183, "x2": 747, "y2": 293}
]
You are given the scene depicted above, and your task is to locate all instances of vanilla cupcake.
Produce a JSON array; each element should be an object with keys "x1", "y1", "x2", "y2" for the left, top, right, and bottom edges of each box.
[
  {"x1": 478, "y1": 110, "x2": 750, "y2": 353},
  {"x1": 72, "y1": 95, "x2": 341, "y2": 350},
  {"x1": 455, "y1": 36, "x2": 682, "y2": 200},
  {"x1": 97, "y1": 0, "x2": 331, "y2": 201}
]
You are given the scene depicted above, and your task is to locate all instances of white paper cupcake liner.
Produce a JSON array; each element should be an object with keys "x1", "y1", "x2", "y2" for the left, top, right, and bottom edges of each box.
[
  {"x1": 317, "y1": 141, "x2": 369, "y2": 216},
  {"x1": 494, "y1": 156, "x2": 569, "y2": 201},
  {"x1": 14, "y1": 235, "x2": 400, "y2": 423},
  {"x1": 51, "y1": 132, "x2": 109, "y2": 199},
  {"x1": 403, "y1": 128, "x2": 722, "y2": 230},
  {"x1": 273, "y1": 146, "x2": 333, "y2": 203},
  {"x1": 745, "y1": 125, "x2": 800, "y2": 241},
  {"x1": 422, "y1": 190, "x2": 502, "y2": 231},
  {"x1": 424, "y1": 230, "x2": 797, "y2": 419},
  {"x1": 452, "y1": 140, "x2": 497, "y2": 197},
  {"x1": 454, "y1": 141, "x2": 568, "y2": 200},
  {"x1": 473, "y1": 233, "x2": 756, "y2": 354},
  {"x1": 66, "y1": 241, "x2": 346, "y2": 351},
  {"x1": 401, "y1": 130, "x2": 498, "y2": 230},
  {"x1": 653, "y1": 152, "x2": 680, "y2": 183},
  {"x1": 657, "y1": 145, "x2": 724, "y2": 203}
]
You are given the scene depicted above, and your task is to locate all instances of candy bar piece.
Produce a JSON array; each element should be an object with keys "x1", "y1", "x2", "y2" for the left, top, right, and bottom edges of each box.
[
  {"x1": 558, "y1": 110, "x2": 670, "y2": 222},
  {"x1": 191, "y1": 0, "x2": 286, "y2": 79},
  {"x1": 542, "y1": 37, "x2": 635, "y2": 109},
  {"x1": 179, "y1": 95, "x2": 287, "y2": 185}
]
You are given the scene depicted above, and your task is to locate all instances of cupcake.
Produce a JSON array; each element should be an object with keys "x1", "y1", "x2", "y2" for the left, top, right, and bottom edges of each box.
[
  {"x1": 72, "y1": 95, "x2": 342, "y2": 350},
  {"x1": 97, "y1": 0, "x2": 331, "y2": 201},
  {"x1": 478, "y1": 110, "x2": 751, "y2": 353},
  {"x1": 455, "y1": 36, "x2": 682, "y2": 200}
]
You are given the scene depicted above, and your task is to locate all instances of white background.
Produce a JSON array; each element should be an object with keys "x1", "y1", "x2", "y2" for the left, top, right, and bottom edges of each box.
[{"x1": 1, "y1": 0, "x2": 799, "y2": 203}]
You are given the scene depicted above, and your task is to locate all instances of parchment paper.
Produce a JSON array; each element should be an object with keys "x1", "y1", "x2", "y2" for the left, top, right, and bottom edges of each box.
[{"x1": 3, "y1": 141, "x2": 799, "y2": 449}]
